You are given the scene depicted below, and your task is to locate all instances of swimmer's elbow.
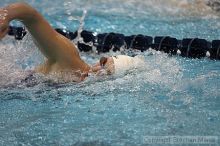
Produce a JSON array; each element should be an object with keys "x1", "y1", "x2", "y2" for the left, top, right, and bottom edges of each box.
[{"x1": 7, "y1": 2, "x2": 39, "y2": 23}]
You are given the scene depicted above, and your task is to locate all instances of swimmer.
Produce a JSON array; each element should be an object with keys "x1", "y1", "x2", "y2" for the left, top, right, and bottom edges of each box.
[{"x1": 0, "y1": 3, "x2": 144, "y2": 82}]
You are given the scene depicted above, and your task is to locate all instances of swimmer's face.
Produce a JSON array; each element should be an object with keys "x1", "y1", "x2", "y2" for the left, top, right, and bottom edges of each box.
[
  {"x1": 100, "y1": 57, "x2": 108, "y2": 69},
  {"x1": 91, "y1": 57, "x2": 114, "y2": 75},
  {"x1": 99, "y1": 57, "x2": 112, "y2": 75},
  {"x1": 99, "y1": 57, "x2": 115, "y2": 75}
]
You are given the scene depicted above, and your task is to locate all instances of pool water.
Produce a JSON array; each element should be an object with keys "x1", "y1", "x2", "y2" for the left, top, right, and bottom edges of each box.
[{"x1": 0, "y1": 0, "x2": 220, "y2": 146}]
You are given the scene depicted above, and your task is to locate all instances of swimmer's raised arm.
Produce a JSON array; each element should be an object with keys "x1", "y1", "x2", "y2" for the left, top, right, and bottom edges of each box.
[{"x1": 0, "y1": 3, "x2": 89, "y2": 74}]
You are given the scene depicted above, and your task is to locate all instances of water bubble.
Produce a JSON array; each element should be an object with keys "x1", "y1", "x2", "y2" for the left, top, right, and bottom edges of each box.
[
  {"x1": 68, "y1": 16, "x2": 76, "y2": 21},
  {"x1": 63, "y1": 1, "x2": 72, "y2": 6},
  {"x1": 93, "y1": 32, "x2": 98, "y2": 36},
  {"x1": 177, "y1": 49, "x2": 181, "y2": 55},
  {"x1": 67, "y1": 12, "x2": 71, "y2": 15},
  {"x1": 206, "y1": 51, "x2": 210, "y2": 57}
]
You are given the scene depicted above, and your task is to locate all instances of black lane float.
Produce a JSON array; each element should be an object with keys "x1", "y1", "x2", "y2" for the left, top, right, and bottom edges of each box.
[{"x1": 7, "y1": 26, "x2": 220, "y2": 60}]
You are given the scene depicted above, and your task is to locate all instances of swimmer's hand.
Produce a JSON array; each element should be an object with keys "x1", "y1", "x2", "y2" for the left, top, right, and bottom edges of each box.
[
  {"x1": 0, "y1": 8, "x2": 9, "y2": 40},
  {"x1": 96, "y1": 69, "x2": 107, "y2": 76}
]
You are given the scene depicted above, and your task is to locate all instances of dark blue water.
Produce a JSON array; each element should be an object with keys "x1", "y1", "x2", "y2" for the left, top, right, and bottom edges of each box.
[{"x1": 0, "y1": 0, "x2": 220, "y2": 146}]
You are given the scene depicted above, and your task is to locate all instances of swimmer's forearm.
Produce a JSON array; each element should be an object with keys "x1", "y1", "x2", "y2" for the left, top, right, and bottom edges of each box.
[{"x1": 5, "y1": 3, "x2": 38, "y2": 23}]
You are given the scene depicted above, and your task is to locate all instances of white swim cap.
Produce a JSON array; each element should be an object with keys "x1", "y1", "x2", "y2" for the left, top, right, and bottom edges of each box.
[{"x1": 112, "y1": 55, "x2": 145, "y2": 75}]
